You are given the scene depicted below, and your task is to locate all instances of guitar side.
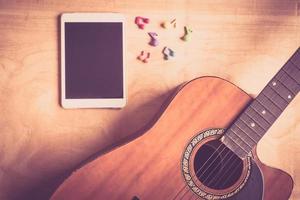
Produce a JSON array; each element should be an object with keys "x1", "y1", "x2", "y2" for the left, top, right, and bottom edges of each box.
[{"x1": 51, "y1": 77, "x2": 293, "y2": 200}]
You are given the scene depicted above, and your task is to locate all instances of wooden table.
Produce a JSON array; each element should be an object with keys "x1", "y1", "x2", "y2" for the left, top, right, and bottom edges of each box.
[{"x1": 0, "y1": 0, "x2": 299, "y2": 199}]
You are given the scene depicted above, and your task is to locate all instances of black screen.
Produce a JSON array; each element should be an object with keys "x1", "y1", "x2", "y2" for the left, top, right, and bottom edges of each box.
[{"x1": 65, "y1": 22, "x2": 123, "y2": 99}]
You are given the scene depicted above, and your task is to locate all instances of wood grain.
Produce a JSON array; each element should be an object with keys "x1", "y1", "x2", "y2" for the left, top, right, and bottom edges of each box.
[{"x1": 0, "y1": 0, "x2": 299, "y2": 199}]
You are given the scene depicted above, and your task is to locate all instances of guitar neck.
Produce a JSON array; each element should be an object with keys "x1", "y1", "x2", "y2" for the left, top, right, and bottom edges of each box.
[{"x1": 222, "y1": 48, "x2": 300, "y2": 159}]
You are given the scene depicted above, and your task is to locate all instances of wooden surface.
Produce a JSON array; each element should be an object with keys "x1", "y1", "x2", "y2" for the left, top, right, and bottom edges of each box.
[
  {"x1": 51, "y1": 77, "x2": 293, "y2": 200},
  {"x1": 0, "y1": 0, "x2": 299, "y2": 199}
]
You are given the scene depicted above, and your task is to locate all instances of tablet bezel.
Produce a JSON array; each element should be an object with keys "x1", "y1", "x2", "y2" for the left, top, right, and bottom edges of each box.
[{"x1": 61, "y1": 13, "x2": 126, "y2": 109}]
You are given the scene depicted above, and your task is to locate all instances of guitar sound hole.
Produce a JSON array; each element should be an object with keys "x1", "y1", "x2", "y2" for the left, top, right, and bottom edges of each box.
[{"x1": 193, "y1": 140, "x2": 243, "y2": 190}]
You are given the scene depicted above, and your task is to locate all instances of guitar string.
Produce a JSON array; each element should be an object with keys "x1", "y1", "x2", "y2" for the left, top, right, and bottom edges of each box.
[
  {"x1": 185, "y1": 126, "x2": 264, "y2": 199},
  {"x1": 178, "y1": 144, "x2": 239, "y2": 200},
  {"x1": 178, "y1": 113, "x2": 265, "y2": 199},
  {"x1": 183, "y1": 149, "x2": 238, "y2": 200},
  {"x1": 176, "y1": 128, "x2": 255, "y2": 199},
  {"x1": 174, "y1": 143, "x2": 229, "y2": 200},
  {"x1": 185, "y1": 125, "x2": 258, "y2": 199},
  {"x1": 173, "y1": 113, "x2": 262, "y2": 199},
  {"x1": 190, "y1": 163, "x2": 243, "y2": 200},
  {"x1": 175, "y1": 86, "x2": 279, "y2": 199},
  {"x1": 197, "y1": 127, "x2": 257, "y2": 185},
  {"x1": 176, "y1": 115, "x2": 261, "y2": 199},
  {"x1": 205, "y1": 151, "x2": 240, "y2": 188},
  {"x1": 218, "y1": 159, "x2": 243, "y2": 189},
  {"x1": 198, "y1": 145, "x2": 239, "y2": 187},
  {"x1": 171, "y1": 142, "x2": 227, "y2": 200},
  {"x1": 191, "y1": 158, "x2": 243, "y2": 200},
  {"x1": 175, "y1": 73, "x2": 296, "y2": 199},
  {"x1": 190, "y1": 157, "x2": 244, "y2": 200}
]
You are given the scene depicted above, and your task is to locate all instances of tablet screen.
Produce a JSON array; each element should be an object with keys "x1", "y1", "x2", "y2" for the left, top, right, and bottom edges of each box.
[{"x1": 64, "y1": 22, "x2": 123, "y2": 99}]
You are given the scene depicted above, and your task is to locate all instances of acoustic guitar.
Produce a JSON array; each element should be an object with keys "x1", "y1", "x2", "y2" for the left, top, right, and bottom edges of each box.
[{"x1": 51, "y1": 48, "x2": 300, "y2": 200}]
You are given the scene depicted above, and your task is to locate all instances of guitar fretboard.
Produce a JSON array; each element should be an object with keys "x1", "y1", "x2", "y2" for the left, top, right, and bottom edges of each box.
[{"x1": 222, "y1": 48, "x2": 300, "y2": 159}]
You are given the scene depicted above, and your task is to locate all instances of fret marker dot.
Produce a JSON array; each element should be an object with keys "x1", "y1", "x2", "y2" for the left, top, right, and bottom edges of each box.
[
  {"x1": 288, "y1": 95, "x2": 292, "y2": 99},
  {"x1": 272, "y1": 82, "x2": 277, "y2": 86},
  {"x1": 251, "y1": 122, "x2": 255, "y2": 127},
  {"x1": 262, "y1": 110, "x2": 266, "y2": 115}
]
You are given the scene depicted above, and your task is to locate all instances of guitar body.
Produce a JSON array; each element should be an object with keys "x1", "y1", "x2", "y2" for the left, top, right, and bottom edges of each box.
[{"x1": 51, "y1": 77, "x2": 293, "y2": 200}]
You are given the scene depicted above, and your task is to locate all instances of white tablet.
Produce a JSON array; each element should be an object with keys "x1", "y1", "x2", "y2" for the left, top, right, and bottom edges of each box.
[{"x1": 61, "y1": 13, "x2": 126, "y2": 108}]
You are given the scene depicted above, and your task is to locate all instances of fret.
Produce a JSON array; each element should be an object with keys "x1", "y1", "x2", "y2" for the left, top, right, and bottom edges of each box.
[
  {"x1": 225, "y1": 136, "x2": 249, "y2": 152},
  {"x1": 222, "y1": 136, "x2": 248, "y2": 158},
  {"x1": 256, "y1": 94, "x2": 281, "y2": 117},
  {"x1": 264, "y1": 85, "x2": 289, "y2": 105},
  {"x1": 233, "y1": 122, "x2": 261, "y2": 142},
  {"x1": 275, "y1": 70, "x2": 300, "y2": 94},
  {"x1": 239, "y1": 115, "x2": 265, "y2": 136},
  {"x1": 229, "y1": 126, "x2": 257, "y2": 145},
  {"x1": 245, "y1": 107, "x2": 270, "y2": 131},
  {"x1": 226, "y1": 131, "x2": 252, "y2": 152},
  {"x1": 243, "y1": 111, "x2": 268, "y2": 132},
  {"x1": 290, "y1": 48, "x2": 300, "y2": 68},
  {"x1": 267, "y1": 79, "x2": 296, "y2": 104},
  {"x1": 260, "y1": 92, "x2": 284, "y2": 112},
  {"x1": 281, "y1": 64, "x2": 300, "y2": 85},
  {"x1": 250, "y1": 101, "x2": 276, "y2": 124},
  {"x1": 227, "y1": 129, "x2": 253, "y2": 148},
  {"x1": 263, "y1": 86, "x2": 288, "y2": 110},
  {"x1": 283, "y1": 62, "x2": 300, "y2": 84}
]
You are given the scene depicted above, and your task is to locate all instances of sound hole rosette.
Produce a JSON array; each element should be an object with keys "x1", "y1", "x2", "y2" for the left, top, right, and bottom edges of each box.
[{"x1": 181, "y1": 128, "x2": 252, "y2": 199}]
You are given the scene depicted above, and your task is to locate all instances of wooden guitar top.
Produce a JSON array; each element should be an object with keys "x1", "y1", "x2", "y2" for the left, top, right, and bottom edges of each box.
[{"x1": 51, "y1": 77, "x2": 271, "y2": 199}]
